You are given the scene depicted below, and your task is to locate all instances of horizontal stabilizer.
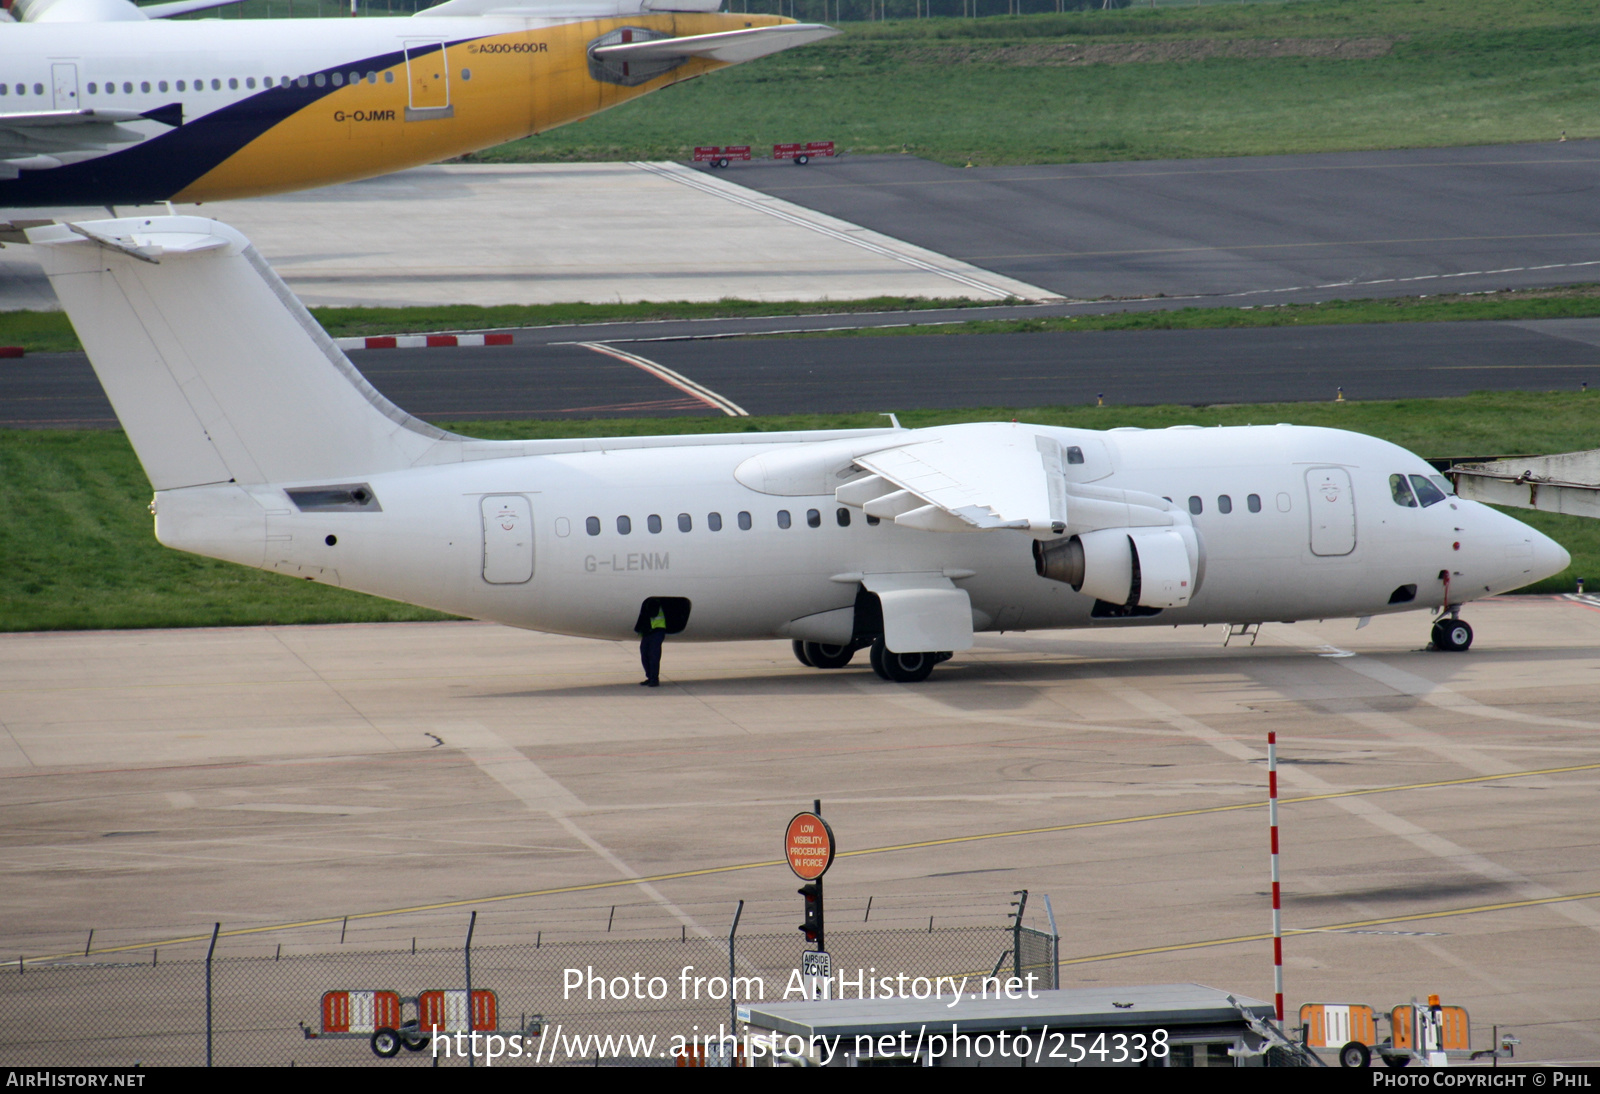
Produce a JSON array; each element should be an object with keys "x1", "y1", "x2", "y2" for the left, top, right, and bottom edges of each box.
[
  {"x1": 591, "y1": 23, "x2": 839, "y2": 65},
  {"x1": 13, "y1": 0, "x2": 242, "y2": 20},
  {"x1": 415, "y1": 0, "x2": 722, "y2": 16}
]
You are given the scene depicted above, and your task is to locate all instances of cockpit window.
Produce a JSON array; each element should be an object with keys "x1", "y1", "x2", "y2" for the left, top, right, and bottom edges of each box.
[
  {"x1": 1390, "y1": 474, "x2": 1418, "y2": 507},
  {"x1": 1410, "y1": 474, "x2": 1447, "y2": 507},
  {"x1": 1429, "y1": 474, "x2": 1456, "y2": 498}
]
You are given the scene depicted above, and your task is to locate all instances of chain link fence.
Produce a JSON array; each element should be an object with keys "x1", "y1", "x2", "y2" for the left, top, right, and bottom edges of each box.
[{"x1": 1, "y1": 922, "x2": 1050, "y2": 1066}]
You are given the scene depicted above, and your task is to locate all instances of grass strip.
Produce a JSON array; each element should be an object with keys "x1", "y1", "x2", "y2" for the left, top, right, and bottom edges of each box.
[
  {"x1": 0, "y1": 298, "x2": 996, "y2": 356},
  {"x1": 2, "y1": 391, "x2": 1594, "y2": 632},
  {"x1": 10, "y1": 286, "x2": 1600, "y2": 356},
  {"x1": 472, "y1": 1, "x2": 1600, "y2": 166}
]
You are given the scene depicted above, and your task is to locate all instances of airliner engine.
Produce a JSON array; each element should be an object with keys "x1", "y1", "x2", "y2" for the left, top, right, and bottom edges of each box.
[{"x1": 1033, "y1": 526, "x2": 1201, "y2": 609}]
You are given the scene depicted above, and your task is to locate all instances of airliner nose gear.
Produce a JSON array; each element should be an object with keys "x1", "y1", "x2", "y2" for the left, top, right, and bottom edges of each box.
[{"x1": 1431, "y1": 617, "x2": 1473, "y2": 652}]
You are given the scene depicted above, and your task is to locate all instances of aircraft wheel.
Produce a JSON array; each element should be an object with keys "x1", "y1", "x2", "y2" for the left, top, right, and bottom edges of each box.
[
  {"x1": 879, "y1": 646, "x2": 936, "y2": 683},
  {"x1": 792, "y1": 640, "x2": 814, "y2": 667},
  {"x1": 371, "y1": 1027, "x2": 402, "y2": 1058},
  {"x1": 804, "y1": 642, "x2": 855, "y2": 669},
  {"x1": 869, "y1": 638, "x2": 889, "y2": 680},
  {"x1": 1432, "y1": 618, "x2": 1473, "y2": 652},
  {"x1": 1339, "y1": 1041, "x2": 1371, "y2": 1068},
  {"x1": 795, "y1": 153, "x2": 810, "y2": 165}
]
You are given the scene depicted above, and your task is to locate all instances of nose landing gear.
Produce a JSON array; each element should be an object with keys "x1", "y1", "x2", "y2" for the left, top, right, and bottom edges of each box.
[{"x1": 1431, "y1": 616, "x2": 1473, "y2": 652}]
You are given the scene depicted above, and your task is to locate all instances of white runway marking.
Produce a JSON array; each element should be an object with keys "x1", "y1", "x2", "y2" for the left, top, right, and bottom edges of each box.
[
  {"x1": 439, "y1": 722, "x2": 708, "y2": 935},
  {"x1": 638, "y1": 160, "x2": 1056, "y2": 301}
]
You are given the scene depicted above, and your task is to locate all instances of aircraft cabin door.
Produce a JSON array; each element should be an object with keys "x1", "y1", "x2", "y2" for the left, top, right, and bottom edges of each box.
[
  {"x1": 481, "y1": 495, "x2": 534, "y2": 584},
  {"x1": 52, "y1": 64, "x2": 80, "y2": 111},
  {"x1": 403, "y1": 41, "x2": 452, "y2": 120},
  {"x1": 1305, "y1": 467, "x2": 1356, "y2": 556}
]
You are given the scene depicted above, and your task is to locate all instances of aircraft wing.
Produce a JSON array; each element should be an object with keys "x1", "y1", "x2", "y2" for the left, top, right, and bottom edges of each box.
[
  {"x1": 838, "y1": 422, "x2": 1069, "y2": 534},
  {"x1": 0, "y1": 107, "x2": 178, "y2": 168},
  {"x1": 590, "y1": 24, "x2": 839, "y2": 65}
]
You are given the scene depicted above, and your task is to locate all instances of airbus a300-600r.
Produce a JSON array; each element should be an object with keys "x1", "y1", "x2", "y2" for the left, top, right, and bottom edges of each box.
[
  {"x1": 0, "y1": 0, "x2": 833, "y2": 206},
  {"x1": 30, "y1": 217, "x2": 1571, "y2": 682}
]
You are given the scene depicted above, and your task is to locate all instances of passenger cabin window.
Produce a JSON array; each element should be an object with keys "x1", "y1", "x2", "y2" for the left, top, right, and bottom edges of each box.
[
  {"x1": 1410, "y1": 475, "x2": 1448, "y2": 507},
  {"x1": 836, "y1": 507, "x2": 851, "y2": 527},
  {"x1": 1217, "y1": 495, "x2": 1232, "y2": 514},
  {"x1": 677, "y1": 513, "x2": 692, "y2": 533},
  {"x1": 1390, "y1": 474, "x2": 1419, "y2": 508},
  {"x1": 1248, "y1": 493, "x2": 1262, "y2": 513},
  {"x1": 1188, "y1": 496, "x2": 1203, "y2": 515},
  {"x1": 617, "y1": 515, "x2": 632, "y2": 535},
  {"x1": 806, "y1": 509, "x2": 821, "y2": 528},
  {"x1": 866, "y1": 515, "x2": 880, "y2": 526},
  {"x1": 585, "y1": 516, "x2": 600, "y2": 536},
  {"x1": 737, "y1": 511, "x2": 752, "y2": 531},
  {"x1": 1066, "y1": 446, "x2": 1084, "y2": 465},
  {"x1": 777, "y1": 510, "x2": 792, "y2": 529},
  {"x1": 708, "y1": 512, "x2": 722, "y2": 531},
  {"x1": 647, "y1": 514, "x2": 662, "y2": 534}
]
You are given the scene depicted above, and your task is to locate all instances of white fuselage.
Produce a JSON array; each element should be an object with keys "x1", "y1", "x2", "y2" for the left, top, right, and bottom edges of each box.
[{"x1": 157, "y1": 423, "x2": 1565, "y2": 643}]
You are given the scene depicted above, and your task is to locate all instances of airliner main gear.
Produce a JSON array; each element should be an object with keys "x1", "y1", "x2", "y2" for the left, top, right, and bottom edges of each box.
[
  {"x1": 870, "y1": 639, "x2": 937, "y2": 683},
  {"x1": 803, "y1": 641, "x2": 855, "y2": 669}
]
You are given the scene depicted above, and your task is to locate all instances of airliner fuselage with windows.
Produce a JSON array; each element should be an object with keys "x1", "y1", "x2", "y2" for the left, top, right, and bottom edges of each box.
[
  {"x1": 29, "y1": 217, "x2": 1571, "y2": 681},
  {"x1": 0, "y1": 0, "x2": 832, "y2": 205}
]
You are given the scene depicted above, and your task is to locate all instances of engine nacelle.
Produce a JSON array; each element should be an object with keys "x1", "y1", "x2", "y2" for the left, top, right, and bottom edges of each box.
[{"x1": 1033, "y1": 527, "x2": 1199, "y2": 609}]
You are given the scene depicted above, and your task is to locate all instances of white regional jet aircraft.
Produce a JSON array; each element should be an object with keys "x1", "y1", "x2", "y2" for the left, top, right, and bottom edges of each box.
[{"x1": 31, "y1": 216, "x2": 1571, "y2": 681}]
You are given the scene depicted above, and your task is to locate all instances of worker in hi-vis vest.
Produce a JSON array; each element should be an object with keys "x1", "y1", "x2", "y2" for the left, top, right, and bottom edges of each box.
[{"x1": 635, "y1": 597, "x2": 669, "y2": 688}]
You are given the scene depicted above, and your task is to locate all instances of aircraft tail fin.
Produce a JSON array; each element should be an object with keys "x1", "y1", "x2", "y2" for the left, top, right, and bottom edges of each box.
[{"x1": 30, "y1": 216, "x2": 456, "y2": 491}]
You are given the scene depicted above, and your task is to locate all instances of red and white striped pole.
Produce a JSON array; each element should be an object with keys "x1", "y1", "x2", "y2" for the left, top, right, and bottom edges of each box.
[{"x1": 1268, "y1": 731, "x2": 1284, "y2": 1021}]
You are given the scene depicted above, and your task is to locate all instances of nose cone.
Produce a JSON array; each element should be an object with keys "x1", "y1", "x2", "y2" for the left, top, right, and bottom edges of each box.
[
  {"x1": 1531, "y1": 526, "x2": 1572, "y2": 584},
  {"x1": 1479, "y1": 505, "x2": 1570, "y2": 592}
]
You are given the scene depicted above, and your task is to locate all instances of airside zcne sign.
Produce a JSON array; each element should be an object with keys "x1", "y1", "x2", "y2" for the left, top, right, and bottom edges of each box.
[{"x1": 785, "y1": 812, "x2": 835, "y2": 881}]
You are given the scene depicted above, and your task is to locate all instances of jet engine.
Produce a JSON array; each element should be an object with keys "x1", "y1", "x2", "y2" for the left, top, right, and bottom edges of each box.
[{"x1": 1033, "y1": 526, "x2": 1201, "y2": 609}]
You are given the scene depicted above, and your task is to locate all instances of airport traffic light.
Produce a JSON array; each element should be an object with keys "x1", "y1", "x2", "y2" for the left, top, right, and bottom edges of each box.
[{"x1": 798, "y1": 882, "x2": 825, "y2": 947}]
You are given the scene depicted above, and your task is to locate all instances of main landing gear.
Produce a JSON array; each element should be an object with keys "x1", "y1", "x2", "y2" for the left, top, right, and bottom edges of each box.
[
  {"x1": 1430, "y1": 614, "x2": 1473, "y2": 652},
  {"x1": 791, "y1": 639, "x2": 951, "y2": 681}
]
